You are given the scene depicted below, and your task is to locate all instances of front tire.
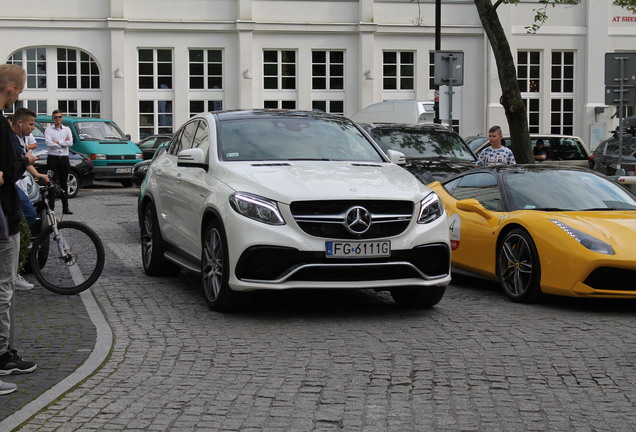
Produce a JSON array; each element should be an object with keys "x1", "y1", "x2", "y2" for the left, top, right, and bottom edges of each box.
[
  {"x1": 141, "y1": 203, "x2": 180, "y2": 276},
  {"x1": 390, "y1": 286, "x2": 446, "y2": 308},
  {"x1": 201, "y1": 220, "x2": 243, "y2": 312},
  {"x1": 30, "y1": 221, "x2": 105, "y2": 295},
  {"x1": 497, "y1": 229, "x2": 542, "y2": 303}
]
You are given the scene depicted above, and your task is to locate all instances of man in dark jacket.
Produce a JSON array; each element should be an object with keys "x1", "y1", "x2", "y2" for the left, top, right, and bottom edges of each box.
[{"x1": 0, "y1": 64, "x2": 37, "y2": 395}]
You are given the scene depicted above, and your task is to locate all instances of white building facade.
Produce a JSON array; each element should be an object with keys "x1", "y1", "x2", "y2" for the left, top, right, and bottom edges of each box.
[{"x1": 1, "y1": 0, "x2": 634, "y2": 148}]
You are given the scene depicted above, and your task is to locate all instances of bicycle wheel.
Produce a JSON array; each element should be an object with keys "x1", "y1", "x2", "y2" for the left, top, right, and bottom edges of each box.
[{"x1": 29, "y1": 221, "x2": 105, "y2": 295}]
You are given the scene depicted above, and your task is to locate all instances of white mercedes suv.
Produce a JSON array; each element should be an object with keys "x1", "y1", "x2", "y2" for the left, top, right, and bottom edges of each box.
[{"x1": 138, "y1": 110, "x2": 451, "y2": 311}]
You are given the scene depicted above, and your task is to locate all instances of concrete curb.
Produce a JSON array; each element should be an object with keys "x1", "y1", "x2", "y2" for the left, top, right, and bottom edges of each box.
[{"x1": 0, "y1": 288, "x2": 112, "y2": 431}]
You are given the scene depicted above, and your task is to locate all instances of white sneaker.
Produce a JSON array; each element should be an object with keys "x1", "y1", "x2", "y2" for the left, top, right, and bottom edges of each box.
[
  {"x1": 0, "y1": 380, "x2": 17, "y2": 395},
  {"x1": 14, "y1": 275, "x2": 34, "y2": 291}
]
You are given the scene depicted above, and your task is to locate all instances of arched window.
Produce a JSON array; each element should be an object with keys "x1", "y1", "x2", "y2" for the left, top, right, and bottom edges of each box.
[{"x1": 7, "y1": 46, "x2": 101, "y2": 117}]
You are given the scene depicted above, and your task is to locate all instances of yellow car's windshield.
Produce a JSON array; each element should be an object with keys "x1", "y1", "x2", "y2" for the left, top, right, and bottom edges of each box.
[{"x1": 504, "y1": 170, "x2": 636, "y2": 211}]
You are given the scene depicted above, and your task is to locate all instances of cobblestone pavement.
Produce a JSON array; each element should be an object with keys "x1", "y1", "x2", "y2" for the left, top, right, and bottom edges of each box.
[{"x1": 1, "y1": 183, "x2": 636, "y2": 431}]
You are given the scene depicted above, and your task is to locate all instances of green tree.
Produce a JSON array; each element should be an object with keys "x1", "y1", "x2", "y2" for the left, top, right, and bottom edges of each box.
[{"x1": 475, "y1": 0, "x2": 636, "y2": 163}]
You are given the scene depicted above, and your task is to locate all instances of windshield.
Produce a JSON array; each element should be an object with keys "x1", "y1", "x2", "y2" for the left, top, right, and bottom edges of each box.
[
  {"x1": 505, "y1": 170, "x2": 636, "y2": 211},
  {"x1": 219, "y1": 117, "x2": 385, "y2": 162},
  {"x1": 371, "y1": 129, "x2": 476, "y2": 161},
  {"x1": 76, "y1": 121, "x2": 127, "y2": 141}
]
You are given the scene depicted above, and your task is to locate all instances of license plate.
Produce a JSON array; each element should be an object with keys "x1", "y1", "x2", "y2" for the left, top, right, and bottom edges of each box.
[
  {"x1": 115, "y1": 167, "x2": 132, "y2": 174},
  {"x1": 325, "y1": 241, "x2": 390, "y2": 258}
]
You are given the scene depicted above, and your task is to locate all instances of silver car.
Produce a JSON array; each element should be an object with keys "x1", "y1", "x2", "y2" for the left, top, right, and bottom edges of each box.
[{"x1": 466, "y1": 134, "x2": 590, "y2": 167}]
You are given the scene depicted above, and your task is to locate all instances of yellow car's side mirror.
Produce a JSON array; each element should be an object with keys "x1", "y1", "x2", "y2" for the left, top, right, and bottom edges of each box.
[{"x1": 456, "y1": 198, "x2": 497, "y2": 224}]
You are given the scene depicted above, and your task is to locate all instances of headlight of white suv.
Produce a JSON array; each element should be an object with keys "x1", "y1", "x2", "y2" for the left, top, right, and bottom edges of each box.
[
  {"x1": 418, "y1": 192, "x2": 444, "y2": 224},
  {"x1": 229, "y1": 192, "x2": 285, "y2": 225}
]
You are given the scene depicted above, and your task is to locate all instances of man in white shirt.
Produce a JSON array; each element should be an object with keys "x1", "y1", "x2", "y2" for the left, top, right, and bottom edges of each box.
[{"x1": 44, "y1": 110, "x2": 73, "y2": 214}]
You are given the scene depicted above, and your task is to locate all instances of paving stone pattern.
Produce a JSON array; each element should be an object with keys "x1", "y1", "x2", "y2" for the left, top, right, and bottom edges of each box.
[{"x1": 3, "y1": 183, "x2": 636, "y2": 431}]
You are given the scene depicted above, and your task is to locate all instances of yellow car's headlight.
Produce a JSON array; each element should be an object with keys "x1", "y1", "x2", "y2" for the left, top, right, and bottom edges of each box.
[{"x1": 551, "y1": 219, "x2": 614, "y2": 255}]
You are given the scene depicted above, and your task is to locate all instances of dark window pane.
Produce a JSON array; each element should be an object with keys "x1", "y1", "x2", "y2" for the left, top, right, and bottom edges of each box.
[
  {"x1": 312, "y1": 101, "x2": 327, "y2": 112},
  {"x1": 138, "y1": 49, "x2": 153, "y2": 61},
  {"x1": 401, "y1": 52, "x2": 414, "y2": 63},
  {"x1": 400, "y1": 77, "x2": 414, "y2": 89},
  {"x1": 263, "y1": 64, "x2": 278, "y2": 76},
  {"x1": 190, "y1": 77, "x2": 204, "y2": 89},
  {"x1": 264, "y1": 100, "x2": 278, "y2": 108},
  {"x1": 263, "y1": 51, "x2": 278, "y2": 63},
  {"x1": 383, "y1": 52, "x2": 397, "y2": 64},
  {"x1": 208, "y1": 50, "x2": 222, "y2": 62},
  {"x1": 330, "y1": 51, "x2": 344, "y2": 63},
  {"x1": 208, "y1": 64, "x2": 222, "y2": 75},
  {"x1": 138, "y1": 63, "x2": 153, "y2": 75},
  {"x1": 208, "y1": 76, "x2": 222, "y2": 88},
  {"x1": 189, "y1": 50, "x2": 203, "y2": 62},
  {"x1": 313, "y1": 65, "x2": 326, "y2": 77},
  {"x1": 139, "y1": 77, "x2": 153, "y2": 89},
  {"x1": 330, "y1": 77, "x2": 343, "y2": 90},
  {"x1": 264, "y1": 77, "x2": 277, "y2": 89},
  {"x1": 157, "y1": 50, "x2": 172, "y2": 62},
  {"x1": 281, "y1": 51, "x2": 295, "y2": 62},
  {"x1": 313, "y1": 77, "x2": 326, "y2": 89},
  {"x1": 281, "y1": 77, "x2": 295, "y2": 89},
  {"x1": 157, "y1": 77, "x2": 172, "y2": 89},
  {"x1": 331, "y1": 100, "x2": 344, "y2": 113},
  {"x1": 281, "y1": 100, "x2": 296, "y2": 109},
  {"x1": 190, "y1": 63, "x2": 204, "y2": 75},
  {"x1": 330, "y1": 65, "x2": 344, "y2": 76},
  {"x1": 313, "y1": 51, "x2": 326, "y2": 63},
  {"x1": 157, "y1": 63, "x2": 172, "y2": 75},
  {"x1": 384, "y1": 78, "x2": 396, "y2": 90}
]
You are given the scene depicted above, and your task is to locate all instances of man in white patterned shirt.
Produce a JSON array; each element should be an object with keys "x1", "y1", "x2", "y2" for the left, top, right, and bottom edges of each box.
[{"x1": 476, "y1": 125, "x2": 516, "y2": 167}]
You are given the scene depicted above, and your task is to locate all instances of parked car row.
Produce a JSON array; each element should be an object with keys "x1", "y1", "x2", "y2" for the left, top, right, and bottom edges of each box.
[{"x1": 133, "y1": 108, "x2": 636, "y2": 314}]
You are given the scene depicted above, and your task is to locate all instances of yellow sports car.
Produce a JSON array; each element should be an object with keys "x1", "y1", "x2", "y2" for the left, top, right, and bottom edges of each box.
[{"x1": 429, "y1": 165, "x2": 636, "y2": 302}]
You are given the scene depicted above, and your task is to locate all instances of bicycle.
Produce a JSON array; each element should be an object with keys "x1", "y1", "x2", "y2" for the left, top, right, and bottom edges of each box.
[{"x1": 29, "y1": 182, "x2": 105, "y2": 295}]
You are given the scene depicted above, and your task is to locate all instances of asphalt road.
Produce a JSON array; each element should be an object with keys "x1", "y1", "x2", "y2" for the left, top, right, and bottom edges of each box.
[{"x1": 3, "y1": 181, "x2": 636, "y2": 431}]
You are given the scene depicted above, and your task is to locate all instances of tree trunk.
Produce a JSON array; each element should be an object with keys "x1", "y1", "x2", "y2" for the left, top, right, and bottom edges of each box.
[{"x1": 474, "y1": 0, "x2": 534, "y2": 164}]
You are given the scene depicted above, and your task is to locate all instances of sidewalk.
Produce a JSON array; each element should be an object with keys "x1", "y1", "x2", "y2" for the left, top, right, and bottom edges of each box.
[{"x1": 0, "y1": 281, "x2": 111, "y2": 431}]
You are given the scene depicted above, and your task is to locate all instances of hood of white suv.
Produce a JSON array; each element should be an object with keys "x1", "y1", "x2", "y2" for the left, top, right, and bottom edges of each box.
[{"x1": 217, "y1": 160, "x2": 431, "y2": 203}]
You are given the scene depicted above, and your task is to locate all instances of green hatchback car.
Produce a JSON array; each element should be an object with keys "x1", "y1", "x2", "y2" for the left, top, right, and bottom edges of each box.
[{"x1": 37, "y1": 116, "x2": 142, "y2": 186}]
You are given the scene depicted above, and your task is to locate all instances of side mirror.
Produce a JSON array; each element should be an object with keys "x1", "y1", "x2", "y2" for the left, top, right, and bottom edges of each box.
[
  {"x1": 177, "y1": 148, "x2": 208, "y2": 170},
  {"x1": 126, "y1": 134, "x2": 131, "y2": 140},
  {"x1": 387, "y1": 149, "x2": 406, "y2": 165},
  {"x1": 456, "y1": 198, "x2": 497, "y2": 223}
]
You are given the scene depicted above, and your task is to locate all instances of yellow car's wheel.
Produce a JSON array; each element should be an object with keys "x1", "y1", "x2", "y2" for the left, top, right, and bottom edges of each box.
[{"x1": 497, "y1": 229, "x2": 542, "y2": 303}]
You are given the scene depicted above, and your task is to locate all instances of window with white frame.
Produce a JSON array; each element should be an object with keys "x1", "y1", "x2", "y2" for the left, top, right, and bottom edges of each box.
[
  {"x1": 264, "y1": 50, "x2": 296, "y2": 90},
  {"x1": 263, "y1": 50, "x2": 297, "y2": 108},
  {"x1": 383, "y1": 51, "x2": 414, "y2": 91},
  {"x1": 138, "y1": 49, "x2": 173, "y2": 90},
  {"x1": 8, "y1": 48, "x2": 47, "y2": 89},
  {"x1": 8, "y1": 46, "x2": 102, "y2": 116},
  {"x1": 312, "y1": 50, "x2": 343, "y2": 90},
  {"x1": 311, "y1": 50, "x2": 344, "y2": 114},
  {"x1": 139, "y1": 100, "x2": 173, "y2": 139},
  {"x1": 550, "y1": 51, "x2": 575, "y2": 135},
  {"x1": 263, "y1": 100, "x2": 296, "y2": 109},
  {"x1": 58, "y1": 100, "x2": 101, "y2": 118},
  {"x1": 189, "y1": 49, "x2": 223, "y2": 90},
  {"x1": 518, "y1": 51, "x2": 541, "y2": 133},
  {"x1": 190, "y1": 100, "x2": 223, "y2": 117},
  {"x1": 57, "y1": 48, "x2": 100, "y2": 89},
  {"x1": 13, "y1": 100, "x2": 48, "y2": 116},
  {"x1": 311, "y1": 100, "x2": 343, "y2": 115}
]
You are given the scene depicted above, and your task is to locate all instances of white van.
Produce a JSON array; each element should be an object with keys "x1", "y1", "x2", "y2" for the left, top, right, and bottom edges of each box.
[{"x1": 351, "y1": 100, "x2": 435, "y2": 125}]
